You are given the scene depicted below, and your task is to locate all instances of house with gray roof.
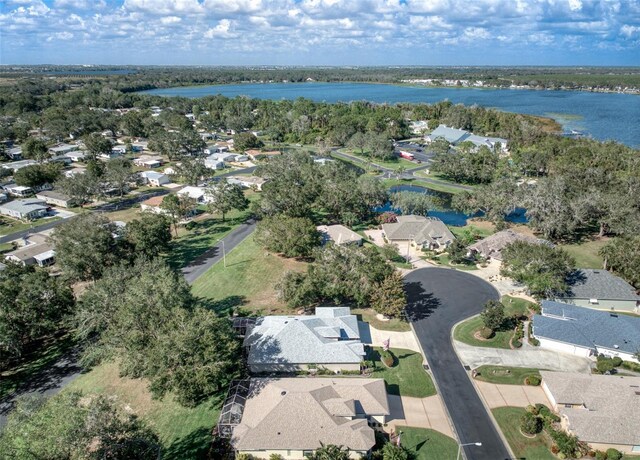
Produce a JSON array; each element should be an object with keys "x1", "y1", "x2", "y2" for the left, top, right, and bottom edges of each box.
[
  {"x1": 230, "y1": 378, "x2": 389, "y2": 459},
  {"x1": 533, "y1": 301, "x2": 640, "y2": 363},
  {"x1": 425, "y1": 124, "x2": 508, "y2": 152},
  {"x1": 540, "y1": 371, "x2": 640, "y2": 455},
  {"x1": 468, "y1": 229, "x2": 553, "y2": 261},
  {"x1": 555, "y1": 269, "x2": 640, "y2": 313},
  {"x1": 244, "y1": 307, "x2": 366, "y2": 373},
  {"x1": 382, "y1": 215, "x2": 454, "y2": 252},
  {"x1": 36, "y1": 190, "x2": 76, "y2": 208},
  {"x1": 317, "y1": 224, "x2": 362, "y2": 246},
  {"x1": 0, "y1": 198, "x2": 49, "y2": 220}
]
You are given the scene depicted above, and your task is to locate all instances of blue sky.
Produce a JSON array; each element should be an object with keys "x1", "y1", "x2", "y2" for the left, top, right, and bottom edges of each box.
[{"x1": 1, "y1": 0, "x2": 639, "y2": 65}]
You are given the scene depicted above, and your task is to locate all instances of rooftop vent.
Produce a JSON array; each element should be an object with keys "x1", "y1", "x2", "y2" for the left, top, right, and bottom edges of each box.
[
  {"x1": 280, "y1": 391, "x2": 287, "y2": 396},
  {"x1": 614, "y1": 345, "x2": 619, "y2": 349}
]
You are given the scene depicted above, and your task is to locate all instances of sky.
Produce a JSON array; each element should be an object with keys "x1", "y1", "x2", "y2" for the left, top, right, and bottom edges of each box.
[{"x1": 1, "y1": 0, "x2": 639, "y2": 66}]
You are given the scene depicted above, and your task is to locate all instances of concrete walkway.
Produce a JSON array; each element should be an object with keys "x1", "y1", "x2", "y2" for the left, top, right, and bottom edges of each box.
[
  {"x1": 387, "y1": 395, "x2": 455, "y2": 438},
  {"x1": 454, "y1": 340, "x2": 593, "y2": 373},
  {"x1": 475, "y1": 381, "x2": 550, "y2": 409},
  {"x1": 360, "y1": 322, "x2": 422, "y2": 353}
]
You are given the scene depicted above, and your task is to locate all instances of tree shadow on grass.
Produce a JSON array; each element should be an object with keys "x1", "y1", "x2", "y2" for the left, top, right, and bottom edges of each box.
[
  {"x1": 198, "y1": 295, "x2": 247, "y2": 315},
  {"x1": 163, "y1": 427, "x2": 212, "y2": 460}
]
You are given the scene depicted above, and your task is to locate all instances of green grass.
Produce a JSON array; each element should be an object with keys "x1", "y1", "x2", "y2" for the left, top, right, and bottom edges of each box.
[
  {"x1": 395, "y1": 426, "x2": 458, "y2": 460},
  {"x1": 0, "y1": 215, "x2": 62, "y2": 236},
  {"x1": 341, "y1": 149, "x2": 416, "y2": 171},
  {"x1": 474, "y1": 365, "x2": 541, "y2": 385},
  {"x1": 369, "y1": 347, "x2": 436, "y2": 398},
  {"x1": 0, "y1": 334, "x2": 76, "y2": 399},
  {"x1": 449, "y1": 223, "x2": 496, "y2": 240},
  {"x1": 453, "y1": 296, "x2": 535, "y2": 349},
  {"x1": 352, "y1": 308, "x2": 412, "y2": 332},
  {"x1": 492, "y1": 407, "x2": 556, "y2": 460},
  {"x1": 560, "y1": 239, "x2": 606, "y2": 269},
  {"x1": 191, "y1": 234, "x2": 307, "y2": 314},
  {"x1": 65, "y1": 362, "x2": 222, "y2": 460},
  {"x1": 166, "y1": 191, "x2": 258, "y2": 269},
  {"x1": 427, "y1": 253, "x2": 478, "y2": 270}
]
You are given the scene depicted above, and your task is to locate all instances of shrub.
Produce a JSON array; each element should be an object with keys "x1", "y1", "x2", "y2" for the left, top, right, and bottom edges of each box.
[
  {"x1": 595, "y1": 451, "x2": 607, "y2": 460},
  {"x1": 530, "y1": 337, "x2": 540, "y2": 346},
  {"x1": 548, "y1": 428, "x2": 580, "y2": 458},
  {"x1": 237, "y1": 455, "x2": 254, "y2": 460},
  {"x1": 525, "y1": 375, "x2": 541, "y2": 386},
  {"x1": 512, "y1": 339, "x2": 522, "y2": 348},
  {"x1": 184, "y1": 221, "x2": 197, "y2": 230},
  {"x1": 270, "y1": 455, "x2": 285, "y2": 460},
  {"x1": 622, "y1": 360, "x2": 640, "y2": 372},
  {"x1": 606, "y1": 448, "x2": 623, "y2": 460},
  {"x1": 611, "y1": 357, "x2": 623, "y2": 367},
  {"x1": 526, "y1": 405, "x2": 539, "y2": 415},
  {"x1": 596, "y1": 359, "x2": 615, "y2": 374},
  {"x1": 520, "y1": 412, "x2": 542, "y2": 435},
  {"x1": 479, "y1": 327, "x2": 494, "y2": 339},
  {"x1": 380, "y1": 350, "x2": 395, "y2": 367}
]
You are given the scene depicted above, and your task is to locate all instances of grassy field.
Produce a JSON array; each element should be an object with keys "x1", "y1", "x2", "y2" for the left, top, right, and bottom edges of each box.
[
  {"x1": 191, "y1": 234, "x2": 307, "y2": 314},
  {"x1": 426, "y1": 253, "x2": 478, "y2": 270},
  {"x1": 340, "y1": 149, "x2": 416, "y2": 171},
  {"x1": 66, "y1": 362, "x2": 222, "y2": 460},
  {"x1": 474, "y1": 365, "x2": 541, "y2": 385},
  {"x1": 352, "y1": 307, "x2": 412, "y2": 332},
  {"x1": 0, "y1": 334, "x2": 76, "y2": 399},
  {"x1": 369, "y1": 347, "x2": 436, "y2": 398},
  {"x1": 395, "y1": 426, "x2": 458, "y2": 460},
  {"x1": 0, "y1": 215, "x2": 62, "y2": 236},
  {"x1": 492, "y1": 407, "x2": 556, "y2": 460},
  {"x1": 560, "y1": 238, "x2": 607, "y2": 269},
  {"x1": 453, "y1": 296, "x2": 535, "y2": 349}
]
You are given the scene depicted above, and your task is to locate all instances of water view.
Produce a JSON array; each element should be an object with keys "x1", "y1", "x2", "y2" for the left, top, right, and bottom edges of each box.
[{"x1": 141, "y1": 82, "x2": 640, "y2": 147}]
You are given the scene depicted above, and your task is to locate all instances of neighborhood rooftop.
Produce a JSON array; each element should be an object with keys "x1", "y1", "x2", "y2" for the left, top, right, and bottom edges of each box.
[
  {"x1": 231, "y1": 378, "x2": 389, "y2": 452},
  {"x1": 541, "y1": 371, "x2": 640, "y2": 446},
  {"x1": 468, "y1": 229, "x2": 553, "y2": 261},
  {"x1": 244, "y1": 306, "x2": 365, "y2": 367},
  {"x1": 317, "y1": 224, "x2": 362, "y2": 245},
  {"x1": 565, "y1": 269, "x2": 640, "y2": 301},
  {"x1": 382, "y1": 215, "x2": 455, "y2": 247},
  {"x1": 534, "y1": 300, "x2": 640, "y2": 356}
]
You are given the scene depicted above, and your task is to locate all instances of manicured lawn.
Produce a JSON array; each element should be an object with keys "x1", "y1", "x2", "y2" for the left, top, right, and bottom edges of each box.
[
  {"x1": 492, "y1": 407, "x2": 556, "y2": 460},
  {"x1": 474, "y1": 365, "x2": 541, "y2": 385},
  {"x1": 353, "y1": 308, "x2": 412, "y2": 332},
  {"x1": 369, "y1": 347, "x2": 436, "y2": 398},
  {"x1": 0, "y1": 215, "x2": 62, "y2": 236},
  {"x1": 341, "y1": 149, "x2": 416, "y2": 171},
  {"x1": 449, "y1": 222, "x2": 496, "y2": 240},
  {"x1": 66, "y1": 362, "x2": 222, "y2": 460},
  {"x1": 453, "y1": 296, "x2": 535, "y2": 349},
  {"x1": 560, "y1": 239, "x2": 607, "y2": 269},
  {"x1": 395, "y1": 426, "x2": 458, "y2": 460},
  {"x1": 427, "y1": 253, "x2": 478, "y2": 270},
  {"x1": 0, "y1": 334, "x2": 76, "y2": 399},
  {"x1": 191, "y1": 234, "x2": 308, "y2": 314}
]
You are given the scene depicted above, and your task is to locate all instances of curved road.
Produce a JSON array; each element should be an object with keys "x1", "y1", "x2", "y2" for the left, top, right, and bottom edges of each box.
[{"x1": 404, "y1": 267, "x2": 511, "y2": 460}]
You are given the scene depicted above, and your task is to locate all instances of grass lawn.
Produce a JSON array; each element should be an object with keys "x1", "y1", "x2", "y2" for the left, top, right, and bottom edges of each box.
[
  {"x1": 453, "y1": 296, "x2": 535, "y2": 349},
  {"x1": 191, "y1": 234, "x2": 308, "y2": 314},
  {"x1": 353, "y1": 307, "x2": 412, "y2": 332},
  {"x1": 66, "y1": 362, "x2": 222, "y2": 460},
  {"x1": 426, "y1": 253, "x2": 478, "y2": 270},
  {"x1": 449, "y1": 222, "x2": 496, "y2": 240},
  {"x1": 492, "y1": 407, "x2": 556, "y2": 460},
  {"x1": 341, "y1": 149, "x2": 416, "y2": 171},
  {"x1": 474, "y1": 365, "x2": 541, "y2": 385},
  {"x1": 166, "y1": 191, "x2": 258, "y2": 269},
  {"x1": 0, "y1": 215, "x2": 62, "y2": 236},
  {"x1": 560, "y1": 239, "x2": 607, "y2": 269},
  {"x1": 369, "y1": 347, "x2": 436, "y2": 398},
  {"x1": 395, "y1": 426, "x2": 458, "y2": 460},
  {"x1": 0, "y1": 334, "x2": 76, "y2": 399}
]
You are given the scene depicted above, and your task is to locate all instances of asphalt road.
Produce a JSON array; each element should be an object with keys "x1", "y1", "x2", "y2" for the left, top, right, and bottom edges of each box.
[{"x1": 404, "y1": 267, "x2": 512, "y2": 460}]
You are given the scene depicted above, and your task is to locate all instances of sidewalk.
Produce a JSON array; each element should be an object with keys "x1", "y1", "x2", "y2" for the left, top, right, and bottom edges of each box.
[
  {"x1": 360, "y1": 322, "x2": 421, "y2": 353},
  {"x1": 475, "y1": 381, "x2": 551, "y2": 409},
  {"x1": 387, "y1": 394, "x2": 455, "y2": 438}
]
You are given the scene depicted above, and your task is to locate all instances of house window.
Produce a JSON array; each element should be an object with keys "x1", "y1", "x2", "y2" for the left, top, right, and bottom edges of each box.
[
  {"x1": 303, "y1": 450, "x2": 313, "y2": 456},
  {"x1": 564, "y1": 404, "x2": 572, "y2": 408}
]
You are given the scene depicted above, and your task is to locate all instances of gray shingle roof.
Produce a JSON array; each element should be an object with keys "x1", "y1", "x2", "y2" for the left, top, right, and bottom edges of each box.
[
  {"x1": 562, "y1": 269, "x2": 640, "y2": 301},
  {"x1": 244, "y1": 307, "x2": 365, "y2": 366},
  {"x1": 382, "y1": 215, "x2": 454, "y2": 246},
  {"x1": 540, "y1": 371, "x2": 640, "y2": 446},
  {"x1": 232, "y1": 378, "x2": 389, "y2": 451},
  {"x1": 533, "y1": 301, "x2": 640, "y2": 355},
  {"x1": 428, "y1": 125, "x2": 470, "y2": 144},
  {"x1": 468, "y1": 229, "x2": 552, "y2": 261},
  {"x1": 0, "y1": 199, "x2": 48, "y2": 215}
]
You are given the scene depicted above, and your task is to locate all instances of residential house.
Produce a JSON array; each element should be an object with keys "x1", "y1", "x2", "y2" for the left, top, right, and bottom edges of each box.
[
  {"x1": 1, "y1": 159, "x2": 37, "y2": 172},
  {"x1": 244, "y1": 306, "x2": 366, "y2": 373},
  {"x1": 533, "y1": 301, "x2": 640, "y2": 362},
  {"x1": 228, "y1": 378, "x2": 390, "y2": 459},
  {"x1": 425, "y1": 124, "x2": 508, "y2": 152},
  {"x1": 139, "y1": 171, "x2": 170, "y2": 187},
  {"x1": 317, "y1": 224, "x2": 362, "y2": 246},
  {"x1": 467, "y1": 229, "x2": 553, "y2": 261},
  {"x1": 48, "y1": 143, "x2": 78, "y2": 156},
  {"x1": 100, "y1": 146, "x2": 125, "y2": 160},
  {"x1": 245, "y1": 150, "x2": 281, "y2": 161},
  {"x1": 557, "y1": 269, "x2": 640, "y2": 313},
  {"x1": 4, "y1": 234, "x2": 55, "y2": 267},
  {"x1": 540, "y1": 371, "x2": 640, "y2": 455},
  {"x1": 6, "y1": 147, "x2": 22, "y2": 160},
  {"x1": 140, "y1": 195, "x2": 167, "y2": 214},
  {"x1": 207, "y1": 152, "x2": 236, "y2": 163},
  {"x1": 0, "y1": 198, "x2": 49, "y2": 220},
  {"x1": 204, "y1": 145, "x2": 229, "y2": 155},
  {"x1": 177, "y1": 186, "x2": 211, "y2": 204},
  {"x1": 313, "y1": 157, "x2": 335, "y2": 165},
  {"x1": 133, "y1": 155, "x2": 163, "y2": 168},
  {"x1": 65, "y1": 151, "x2": 86, "y2": 162},
  {"x1": 226, "y1": 176, "x2": 267, "y2": 191},
  {"x1": 4, "y1": 184, "x2": 33, "y2": 197},
  {"x1": 64, "y1": 166, "x2": 87, "y2": 178},
  {"x1": 0, "y1": 192, "x2": 7, "y2": 203},
  {"x1": 382, "y1": 215, "x2": 455, "y2": 251},
  {"x1": 204, "y1": 156, "x2": 225, "y2": 170},
  {"x1": 35, "y1": 190, "x2": 76, "y2": 208}
]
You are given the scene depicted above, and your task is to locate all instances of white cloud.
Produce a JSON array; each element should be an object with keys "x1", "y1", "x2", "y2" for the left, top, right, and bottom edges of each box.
[
  {"x1": 46, "y1": 31, "x2": 74, "y2": 41},
  {"x1": 160, "y1": 16, "x2": 182, "y2": 25},
  {"x1": 204, "y1": 19, "x2": 238, "y2": 38}
]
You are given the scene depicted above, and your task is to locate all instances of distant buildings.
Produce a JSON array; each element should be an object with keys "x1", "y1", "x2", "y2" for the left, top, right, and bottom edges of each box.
[
  {"x1": 557, "y1": 269, "x2": 640, "y2": 313},
  {"x1": 139, "y1": 171, "x2": 170, "y2": 187},
  {"x1": 382, "y1": 215, "x2": 454, "y2": 252},
  {"x1": 35, "y1": 190, "x2": 76, "y2": 208},
  {"x1": 425, "y1": 124, "x2": 508, "y2": 153},
  {"x1": 226, "y1": 176, "x2": 267, "y2": 191}
]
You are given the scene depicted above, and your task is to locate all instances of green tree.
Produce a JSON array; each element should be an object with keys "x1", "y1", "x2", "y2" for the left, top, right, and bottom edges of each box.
[
  {"x1": 125, "y1": 213, "x2": 172, "y2": 258},
  {"x1": 50, "y1": 213, "x2": 121, "y2": 281},
  {"x1": 480, "y1": 300, "x2": 505, "y2": 331},
  {"x1": 277, "y1": 271, "x2": 319, "y2": 309},
  {"x1": 370, "y1": 271, "x2": 407, "y2": 318},
  {"x1": 82, "y1": 132, "x2": 113, "y2": 160},
  {"x1": 347, "y1": 131, "x2": 367, "y2": 154},
  {"x1": 104, "y1": 157, "x2": 134, "y2": 197},
  {"x1": 174, "y1": 155, "x2": 208, "y2": 186},
  {"x1": 600, "y1": 236, "x2": 640, "y2": 288},
  {"x1": 161, "y1": 193, "x2": 196, "y2": 237},
  {"x1": 21, "y1": 137, "x2": 49, "y2": 162},
  {"x1": 520, "y1": 412, "x2": 542, "y2": 435},
  {"x1": 13, "y1": 163, "x2": 62, "y2": 188},
  {"x1": 500, "y1": 241, "x2": 575, "y2": 298},
  {"x1": 0, "y1": 392, "x2": 160, "y2": 460},
  {"x1": 307, "y1": 444, "x2": 351, "y2": 460},
  {"x1": 254, "y1": 215, "x2": 320, "y2": 258},
  {"x1": 54, "y1": 170, "x2": 101, "y2": 207},
  {"x1": 366, "y1": 133, "x2": 394, "y2": 161},
  {"x1": 381, "y1": 442, "x2": 412, "y2": 460},
  {"x1": 447, "y1": 239, "x2": 468, "y2": 264},
  {"x1": 390, "y1": 191, "x2": 433, "y2": 216},
  {"x1": 0, "y1": 264, "x2": 74, "y2": 365},
  {"x1": 233, "y1": 131, "x2": 263, "y2": 151},
  {"x1": 206, "y1": 179, "x2": 249, "y2": 222}
]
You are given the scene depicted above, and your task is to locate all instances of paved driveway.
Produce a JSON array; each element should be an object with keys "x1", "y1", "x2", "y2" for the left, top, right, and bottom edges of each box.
[{"x1": 404, "y1": 267, "x2": 512, "y2": 460}]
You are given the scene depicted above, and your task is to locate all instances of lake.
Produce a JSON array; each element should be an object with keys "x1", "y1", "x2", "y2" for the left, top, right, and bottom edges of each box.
[
  {"x1": 381, "y1": 185, "x2": 527, "y2": 227},
  {"x1": 140, "y1": 82, "x2": 640, "y2": 147}
]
